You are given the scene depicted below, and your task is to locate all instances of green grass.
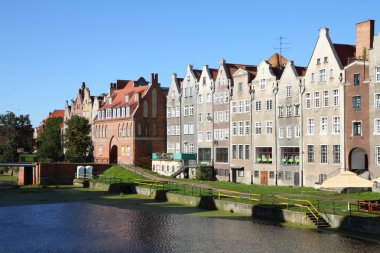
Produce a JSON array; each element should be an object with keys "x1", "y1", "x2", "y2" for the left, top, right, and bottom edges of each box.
[
  {"x1": 98, "y1": 165, "x2": 146, "y2": 182},
  {"x1": 0, "y1": 174, "x2": 17, "y2": 183}
]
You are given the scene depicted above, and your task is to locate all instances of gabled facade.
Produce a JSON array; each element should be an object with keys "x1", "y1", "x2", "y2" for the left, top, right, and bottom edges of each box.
[
  {"x1": 302, "y1": 28, "x2": 355, "y2": 187},
  {"x1": 369, "y1": 27, "x2": 380, "y2": 179},
  {"x1": 180, "y1": 65, "x2": 201, "y2": 156},
  {"x1": 251, "y1": 58, "x2": 281, "y2": 186},
  {"x1": 166, "y1": 73, "x2": 183, "y2": 154},
  {"x1": 93, "y1": 74, "x2": 167, "y2": 168},
  {"x1": 276, "y1": 61, "x2": 305, "y2": 186},
  {"x1": 230, "y1": 65, "x2": 256, "y2": 184},
  {"x1": 197, "y1": 65, "x2": 218, "y2": 165}
]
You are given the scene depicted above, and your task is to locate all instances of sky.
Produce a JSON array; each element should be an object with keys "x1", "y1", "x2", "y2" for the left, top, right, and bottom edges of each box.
[{"x1": 0, "y1": 0, "x2": 379, "y2": 127}]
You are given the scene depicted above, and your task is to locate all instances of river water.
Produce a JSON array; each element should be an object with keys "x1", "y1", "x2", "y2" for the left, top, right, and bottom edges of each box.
[{"x1": 0, "y1": 202, "x2": 378, "y2": 253}]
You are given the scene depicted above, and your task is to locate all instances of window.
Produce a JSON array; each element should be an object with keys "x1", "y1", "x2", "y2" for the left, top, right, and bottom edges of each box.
[
  {"x1": 319, "y1": 69, "x2": 326, "y2": 82},
  {"x1": 207, "y1": 93, "x2": 212, "y2": 103},
  {"x1": 286, "y1": 126, "x2": 292, "y2": 138},
  {"x1": 214, "y1": 129, "x2": 219, "y2": 140},
  {"x1": 317, "y1": 58, "x2": 321, "y2": 65},
  {"x1": 352, "y1": 121, "x2": 362, "y2": 136},
  {"x1": 260, "y1": 79, "x2": 266, "y2": 90},
  {"x1": 333, "y1": 145, "x2": 340, "y2": 164},
  {"x1": 98, "y1": 146, "x2": 103, "y2": 156},
  {"x1": 269, "y1": 171, "x2": 274, "y2": 179},
  {"x1": 333, "y1": 89, "x2": 339, "y2": 106},
  {"x1": 333, "y1": 117, "x2": 341, "y2": 134},
  {"x1": 245, "y1": 121, "x2": 250, "y2": 135},
  {"x1": 198, "y1": 148, "x2": 211, "y2": 162},
  {"x1": 255, "y1": 122, "x2": 261, "y2": 134},
  {"x1": 375, "y1": 94, "x2": 380, "y2": 109},
  {"x1": 319, "y1": 174, "x2": 327, "y2": 184},
  {"x1": 198, "y1": 132, "x2": 203, "y2": 142},
  {"x1": 238, "y1": 170, "x2": 244, "y2": 177},
  {"x1": 278, "y1": 106, "x2": 284, "y2": 117},
  {"x1": 266, "y1": 100, "x2": 272, "y2": 110},
  {"x1": 167, "y1": 108, "x2": 171, "y2": 118},
  {"x1": 232, "y1": 122, "x2": 237, "y2": 136},
  {"x1": 286, "y1": 105, "x2": 292, "y2": 117},
  {"x1": 314, "y1": 92, "x2": 320, "y2": 108},
  {"x1": 295, "y1": 125, "x2": 300, "y2": 138},
  {"x1": 307, "y1": 145, "x2": 314, "y2": 163},
  {"x1": 176, "y1": 106, "x2": 180, "y2": 117},
  {"x1": 121, "y1": 107, "x2": 125, "y2": 117},
  {"x1": 245, "y1": 100, "x2": 251, "y2": 112},
  {"x1": 198, "y1": 113, "x2": 203, "y2": 122},
  {"x1": 254, "y1": 171, "x2": 259, "y2": 178},
  {"x1": 279, "y1": 171, "x2": 284, "y2": 180},
  {"x1": 320, "y1": 117, "x2": 328, "y2": 134},
  {"x1": 323, "y1": 91, "x2": 329, "y2": 107},
  {"x1": 352, "y1": 96, "x2": 361, "y2": 110},
  {"x1": 285, "y1": 172, "x2": 292, "y2": 180},
  {"x1": 376, "y1": 146, "x2": 380, "y2": 165},
  {"x1": 198, "y1": 94, "x2": 203, "y2": 104},
  {"x1": 207, "y1": 112, "x2": 212, "y2": 122},
  {"x1": 117, "y1": 108, "x2": 120, "y2": 118},
  {"x1": 330, "y1": 68, "x2": 333, "y2": 78},
  {"x1": 238, "y1": 101, "x2": 244, "y2": 113},
  {"x1": 279, "y1": 127, "x2": 284, "y2": 138},
  {"x1": 245, "y1": 145, "x2": 250, "y2": 159},
  {"x1": 184, "y1": 105, "x2": 188, "y2": 116},
  {"x1": 184, "y1": 124, "x2": 188, "y2": 134},
  {"x1": 202, "y1": 77, "x2": 206, "y2": 85},
  {"x1": 189, "y1": 143, "x2": 194, "y2": 153},
  {"x1": 239, "y1": 121, "x2": 244, "y2": 136},
  {"x1": 189, "y1": 105, "x2": 194, "y2": 115},
  {"x1": 126, "y1": 107, "x2": 130, "y2": 117},
  {"x1": 184, "y1": 144, "x2": 188, "y2": 153},
  {"x1": 294, "y1": 104, "x2": 300, "y2": 116},
  {"x1": 189, "y1": 123, "x2": 194, "y2": 134},
  {"x1": 176, "y1": 125, "x2": 180, "y2": 135},
  {"x1": 305, "y1": 93, "x2": 311, "y2": 109},
  {"x1": 126, "y1": 146, "x2": 130, "y2": 156},
  {"x1": 286, "y1": 86, "x2": 292, "y2": 98},
  {"x1": 354, "y1": 73, "x2": 360, "y2": 86},
  {"x1": 324, "y1": 57, "x2": 328, "y2": 63},
  {"x1": 266, "y1": 121, "x2": 273, "y2": 134},
  {"x1": 238, "y1": 82, "x2": 243, "y2": 92},
  {"x1": 232, "y1": 101, "x2": 237, "y2": 113},
  {"x1": 214, "y1": 94, "x2": 218, "y2": 104},
  {"x1": 207, "y1": 131, "x2": 212, "y2": 141},
  {"x1": 320, "y1": 145, "x2": 328, "y2": 163},
  {"x1": 106, "y1": 109, "x2": 112, "y2": 118},
  {"x1": 216, "y1": 148, "x2": 228, "y2": 163},
  {"x1": 232, "y1": 145, "x2": 237, "y2": 159},
  {"x1": 255, "y1": 101, "x2": 261, "y2": 111},
  {"x1": 375, "y1": 119, "x2": 380, "y2": 134},
  {"x1": 311, "y1": 73, "x2": 315, "y2": 82},
  {"x1": 256, "y1": 147, "x2": 272, "y2": 164},
  {"x1": 376, "y1": 67, "x2": 380, "y2": 82},
  {"x1": 238, "y1": 145, "x2": 244, "y2": 159},
  {"x1": 307, "y1": 118, "x2": 314, "y2": 135},
  {"x1": 224, "y1": 111, "x2": 229, "y2": 122},
  {"x1": 171, "y1": 107, "x2": 175, "y2": 118},
  {"x1": 189, "y1": 87, "x2": 193, "y2": 97}
]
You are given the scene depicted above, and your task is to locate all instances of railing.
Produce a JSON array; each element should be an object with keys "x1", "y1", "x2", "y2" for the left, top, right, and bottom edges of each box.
[{"x1": 358, "y1": 201, "x2": 380, "y2": 215}]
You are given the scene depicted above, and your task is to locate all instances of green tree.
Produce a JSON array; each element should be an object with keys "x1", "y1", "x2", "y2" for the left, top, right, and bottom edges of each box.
[
  {"x1": 37, "y1": 117, "x2": 64, "y2": 162},
  {"x1": 0, "y1": 112, "x2": 33, "y2": 162},
  {"x1": 64, "y1": 115, "x2": 93, "y2": 163}
]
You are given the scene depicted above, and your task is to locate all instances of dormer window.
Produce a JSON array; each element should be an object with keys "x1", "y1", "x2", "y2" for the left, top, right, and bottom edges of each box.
[
  {"x1": 135, "y1": 93, "x2": 139, "y2": 102},
  {"x1": 108, "y1": 98, "x2": 112, "y2": 104},
  {"x1": 125, "y1": 95, "x2": 129, "y2": 102}
]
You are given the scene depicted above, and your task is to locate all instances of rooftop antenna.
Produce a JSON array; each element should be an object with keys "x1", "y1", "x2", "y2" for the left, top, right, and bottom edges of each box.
[{"x1": 274, "y1": 36, "x2": 292, "y2": 67}]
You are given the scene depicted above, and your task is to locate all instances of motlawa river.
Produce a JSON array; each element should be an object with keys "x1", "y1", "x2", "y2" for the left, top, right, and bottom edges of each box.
[{"x1": 0, "y1": 202, "x2": 378, "y2": 253}]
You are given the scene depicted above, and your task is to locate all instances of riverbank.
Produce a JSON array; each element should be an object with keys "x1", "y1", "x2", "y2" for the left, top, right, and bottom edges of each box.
[{"x1": 0, "y1": 185, "x2": 379, "y2": 244}]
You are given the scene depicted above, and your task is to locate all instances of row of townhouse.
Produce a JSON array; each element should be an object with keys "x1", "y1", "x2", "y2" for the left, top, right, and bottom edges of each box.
[{"x1": 164, "y1": 20, "x2": 380, "y2": 187}]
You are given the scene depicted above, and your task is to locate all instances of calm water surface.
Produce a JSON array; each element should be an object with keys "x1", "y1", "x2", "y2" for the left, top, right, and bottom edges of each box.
[{"x1": 0, "y1": 203, "x2": 378, "y2": 253}]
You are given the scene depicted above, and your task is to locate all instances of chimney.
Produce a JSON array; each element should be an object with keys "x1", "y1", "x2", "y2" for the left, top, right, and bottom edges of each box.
[
  {"x1": 109, "y1": 82, "x2": 116, "y2": 95},
  {"x1": 356, "y1": 20, "x2": 375, "y2": 58}
]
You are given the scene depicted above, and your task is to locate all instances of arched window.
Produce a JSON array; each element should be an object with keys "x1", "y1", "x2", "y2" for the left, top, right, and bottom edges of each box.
[
  {"x1": 143, "y1": 100, "x2": 149, "y2": 118},
  {"x1": 151, "y1": 88, "x2": 157, "y2": 118},
  {"x1": 126, "y1": 123, "x2": 129, "y2": 137},
  {"x1": 121, "y1": 124, "x2": 125, "y2": 137}
]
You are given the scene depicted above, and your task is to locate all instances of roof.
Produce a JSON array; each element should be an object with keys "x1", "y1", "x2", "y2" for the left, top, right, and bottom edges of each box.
[
  {"x1": 225, "y1": 63, "x2": 257, "y2": 80},
  {"x1": 192, "y1": 69, "x2": 202, "y2": 80},
  {"x1": 267, "y1": 53, "x2": 288, "y2": 68},
  {"x1": 176, "y1": 78, "x2": 184, "y2": 88},
  {"x1": 295, "y1": 66, "x2": 307, "y2": 76},
  {"x1": 209, "y1": 68, "x2": 219, "y2": 80},
  {"x1": 333, "y1": 44, "x2": 356, "y2": 66},
  {"x1": 99, "y1": 78, "x2": 150, "y2": 111},
  {"x1": 49, "y1": 110, "x2": 64, "y2": 119}
]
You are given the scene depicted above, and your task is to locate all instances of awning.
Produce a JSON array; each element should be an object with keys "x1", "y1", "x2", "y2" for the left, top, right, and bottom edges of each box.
[
  {"x1": 321, "y1": 171, "x2": 373, "y2": 188},
  {"x1": 230, "y1": 166, "x2": 244, "y2": 170}
]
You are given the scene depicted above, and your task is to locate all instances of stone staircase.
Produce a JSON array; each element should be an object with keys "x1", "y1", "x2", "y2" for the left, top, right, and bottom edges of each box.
[{"x1": 306, "y1": 212, "x2": 330, "y2": 228}]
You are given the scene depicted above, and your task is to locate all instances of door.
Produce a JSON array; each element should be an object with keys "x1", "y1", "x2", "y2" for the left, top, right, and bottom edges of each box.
[
  {"x1": 260, "y1": 171, "x2": 268, "y2": 185},
  {"x1": 231, "y1": 170, "x2": 237, "y2": 183},
  {"x1": 294, "y1": 172, "x2": 300, "y2": 187}
]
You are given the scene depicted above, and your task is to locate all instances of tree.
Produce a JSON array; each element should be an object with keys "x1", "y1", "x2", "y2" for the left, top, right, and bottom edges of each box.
[
  {"x1": 64, "y1": 115, "x2": 93, "y2": 163},
  {"x1": 0, "y1": 112, "x2": 33, "y2": 162},
  {"x1": 37, "y1": 117, "x2": 64, "y2": 162}
]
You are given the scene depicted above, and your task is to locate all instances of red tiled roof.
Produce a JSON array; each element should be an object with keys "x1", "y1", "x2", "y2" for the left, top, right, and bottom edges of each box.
[
  {"x1": 225, "y1": 63, "x2": 257, "y2": 80},
  {"x1": 49, "y1": 110, "x2": 64, "y2": 118},
  {"x1": 295, "y1": 66, "x2": 307, "y2": 77},
  {"x1": 267, "y1": 53, "x2": 288, "y2": 68},
  {"x1": 333, "y1": 44, "x2": 356, "y2": 66},
  {"x1": 99, "y1": 79, "x2": 150, "y2": 111}
]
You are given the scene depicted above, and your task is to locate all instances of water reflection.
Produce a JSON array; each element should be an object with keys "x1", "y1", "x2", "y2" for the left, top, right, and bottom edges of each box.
[{"x1": 0, "y1": 203, "x2": 377, "y2": 253}]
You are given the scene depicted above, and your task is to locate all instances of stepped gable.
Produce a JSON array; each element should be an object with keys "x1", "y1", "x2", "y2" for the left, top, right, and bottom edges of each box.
[{"x1": 333, "y1": 44, "x2": 356, "y2": 66}]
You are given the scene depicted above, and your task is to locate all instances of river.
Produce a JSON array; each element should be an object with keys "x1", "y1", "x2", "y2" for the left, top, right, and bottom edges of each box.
[{"x1": 0, "y1": 202, "x2": 378, "y2": 253}]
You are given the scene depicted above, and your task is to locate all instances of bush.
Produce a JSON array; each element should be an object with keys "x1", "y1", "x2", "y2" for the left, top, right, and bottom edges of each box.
[{"x1": 196, "y1": 165, "x2": 213, "y2": 181}]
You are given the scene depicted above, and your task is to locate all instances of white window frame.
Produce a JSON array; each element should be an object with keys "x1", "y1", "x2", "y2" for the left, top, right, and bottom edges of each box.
[
  {"x1": 374, "y1": 119, "x2": 380, "y2": 135},
  {"x1": 279, "y1": 127, "x2": 284, "y2": 138},
  {"x1": 266, "y1": 121, "x2": 273, "y2": 134},
  {"x1": 307, "y1": 118, "x2": 314, "y2": 135},
  {"x1": 295, "y1": 125, "x2": 300, "y2": 138},
  {"x1": 332, "y1": 116, "x2": 341, "y2": 134},
  {"x1": 320, "y1": 117, "x2": 328, "y2": 135},
  {"x1": 376, "y1": 66, "x2": 380, "y2": 83},
  {"x1": 319, "y1": 69, "x2": 326, "y2": 82},
  {"x1": 286, "y1": 86, "x2": 292, "y2": 98},
  {"x1": 374, "y1": 94, "x2": 380, "y2": 109},
  {"x1": 260, "y1": 79, "x2": 266, "y2": 90},
  {"x1": 333, "y1": 89, "x2": 339, "y2": 106},
  {"x1": 376, "y1": 146, "x2": 380, "y2": 166}
]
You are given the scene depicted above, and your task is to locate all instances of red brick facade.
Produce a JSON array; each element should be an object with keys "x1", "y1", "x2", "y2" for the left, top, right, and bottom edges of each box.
[{"x1": 93, "y1": 74, "x2": 167, "y2": 168}]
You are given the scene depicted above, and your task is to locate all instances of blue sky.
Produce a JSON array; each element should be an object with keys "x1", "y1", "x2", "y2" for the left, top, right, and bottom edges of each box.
[{"x1": 0, "y1": 0, "x2": 379, "y2": 126}]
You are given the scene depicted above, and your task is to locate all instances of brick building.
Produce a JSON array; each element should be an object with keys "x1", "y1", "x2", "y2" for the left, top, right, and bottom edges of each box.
[{"x1": 93, "y1": 74, "x2": 167, "y2": 168}]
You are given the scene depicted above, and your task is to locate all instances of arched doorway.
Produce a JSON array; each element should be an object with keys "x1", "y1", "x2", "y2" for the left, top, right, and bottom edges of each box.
[
  {"x1": 110, "y1": 145, "x2": 118, "y2": 164},
  {"x1": 349, "y1": 147, "x2": 368, "y2": 172}
]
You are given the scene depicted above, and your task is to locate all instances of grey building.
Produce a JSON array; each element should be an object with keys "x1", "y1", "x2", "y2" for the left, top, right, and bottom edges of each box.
[{"x1": 167, "y1": 73, "x2": 183, "y2": 154}]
